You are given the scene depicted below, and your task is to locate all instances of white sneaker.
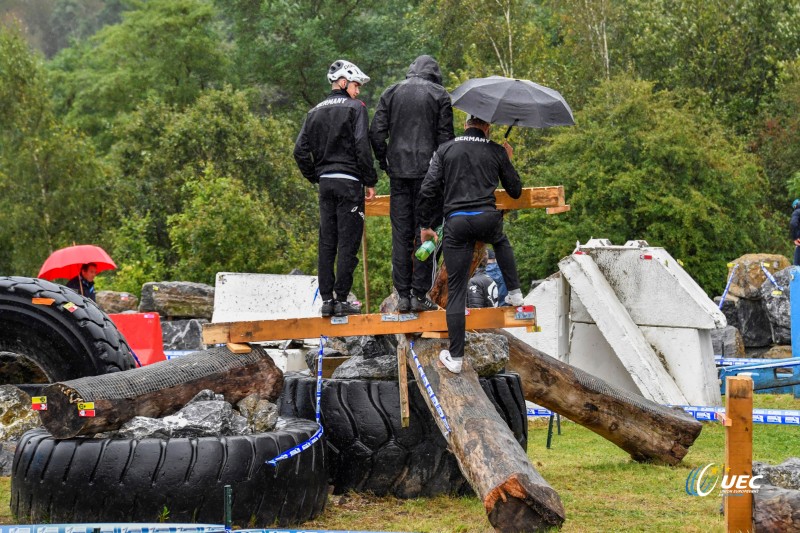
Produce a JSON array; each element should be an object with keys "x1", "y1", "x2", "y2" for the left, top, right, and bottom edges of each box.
[
  {"x1": 439, "y1": 349, "x2": 462, "y2": 374},
  {"x1": 505, "y1": 289, "x2": 524, "y2": 306}
]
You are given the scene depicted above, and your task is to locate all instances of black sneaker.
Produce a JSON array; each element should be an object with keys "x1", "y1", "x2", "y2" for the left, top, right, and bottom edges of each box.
[
  {"x1": 398, "y1": 295, "x2": 411, "y2": 313},
  {"x1": 411, "y1": 295, "x2": 439, "y2": 312},
  {"x1": 335, "y1": 300, "x2": 362, "y2": 316},
  {"x1": 321, "y1": 299, "x2": 336, "y2": 317}
]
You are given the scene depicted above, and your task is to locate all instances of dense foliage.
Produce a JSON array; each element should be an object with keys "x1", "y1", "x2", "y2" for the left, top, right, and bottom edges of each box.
[{"x1": 2, "y1": 0, "x2": 799, "y2": 303}]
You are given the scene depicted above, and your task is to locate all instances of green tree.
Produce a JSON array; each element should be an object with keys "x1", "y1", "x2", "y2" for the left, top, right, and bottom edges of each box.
[
  {"x1": 507, "y1": 77, "x2": 772, "y2": 294},
  {"x1": 0, "y1": 24, "x2": 110, "y2": 276},
  {"x1": 49, "y1": 0, "x2": 230, "y2": 147}
]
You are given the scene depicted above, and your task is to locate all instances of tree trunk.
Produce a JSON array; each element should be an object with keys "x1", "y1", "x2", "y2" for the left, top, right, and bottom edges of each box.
[
  {"x1": 428, "y1": 242, "x2": 486, "y2": 308},
  {"x1": 399, "y1": 334, "x2": 565, "y2": 532},
  {"x1": 38, "y1": 345, "x2": 283, "y2": 439},
  {"x1": 494, "y1": 329, "x2": 702, "y2": 465}
]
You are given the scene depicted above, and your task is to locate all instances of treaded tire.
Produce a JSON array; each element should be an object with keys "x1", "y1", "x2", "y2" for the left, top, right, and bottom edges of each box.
[
  {"x1": 278, "y1": 372, "x2": 527, "y2": 498},
  {"x1": 10, "y1": 418, "x2": 328, "y2": 527},
  {"x1": 0, "y1": 276, "x2": 135, "y2": 384}
]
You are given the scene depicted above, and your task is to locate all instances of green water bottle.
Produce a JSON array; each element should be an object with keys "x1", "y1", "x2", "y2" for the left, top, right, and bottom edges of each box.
[{"x1": 415, "y1": 225, "x2": 443, "y2": 261}]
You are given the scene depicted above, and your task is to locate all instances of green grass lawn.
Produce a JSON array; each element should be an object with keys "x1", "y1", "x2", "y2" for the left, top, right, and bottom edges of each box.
[{"x1": 1, "y1": 394, "x2": 798, "y2": 532}]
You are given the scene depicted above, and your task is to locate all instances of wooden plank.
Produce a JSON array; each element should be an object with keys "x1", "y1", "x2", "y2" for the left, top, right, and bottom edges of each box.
[
  {"x1": 421, "y1": 331, "x2": 449, "y2": 338},
  {"x1": 226, "y1": 342, "x2": 252, "y2": 354},
  {"x1": 203, "y1": 306, "x2": 536, "y2": 344},
  {"x1": 724, "y1": 375, "x2": 754, "y2": 533},
  {"x1": 397, "y1": 336, "x2": 410, "y2": 428},
  {"x1": 546, "y1": 204, "x2": 571, "y2": 215},
  {"x1": 364, "y1": 186, "x2": 566, "y2": 217}
]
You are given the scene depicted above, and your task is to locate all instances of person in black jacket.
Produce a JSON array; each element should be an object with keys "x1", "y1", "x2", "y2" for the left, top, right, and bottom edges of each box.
[
  {"x1": 65, "y1": 263, "x2": 97, "y2": 302},
  {"x1": 369, "y1": 55, "x2": 454, "y2": 313},
  {"x1": 417, "y1": 115, "x2": 525, "y2": 373},
  {"x1": 294, "y1": 60, "x2": 377, "y2": 317},
  {"x1": 468, "y1": 253, "x2": 498, "y2": 308},
  {"x1": 791, "y1": 199, "x2": 800, "y2": 266}
]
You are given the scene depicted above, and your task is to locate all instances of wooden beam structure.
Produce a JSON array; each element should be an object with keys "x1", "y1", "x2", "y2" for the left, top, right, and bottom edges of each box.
[
  {"x1": 364, "y1": 186, "x2": 569, "y2": 217},
  {"x1": 203, "y1": 306, "x2": 537, "y2": 344}
]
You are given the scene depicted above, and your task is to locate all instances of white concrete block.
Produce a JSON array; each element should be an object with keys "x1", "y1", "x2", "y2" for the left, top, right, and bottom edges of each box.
[
  {"x1": 211, "y1": 272, "x2": 321, "y2": 323},
  {"x1": 505, "y1": 273, "x2": 565, "y2": 359},
  {"x1": 567, "y1": 322, "x2": 640, "y2": 393},
  {"x1": 559, "y1": 253, "x2": 688, "y2": 405}
]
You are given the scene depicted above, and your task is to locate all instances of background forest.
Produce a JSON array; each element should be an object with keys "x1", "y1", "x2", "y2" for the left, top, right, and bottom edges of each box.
[{"x1": 2, "y1": 0, "x2": 800, "y2": 306}]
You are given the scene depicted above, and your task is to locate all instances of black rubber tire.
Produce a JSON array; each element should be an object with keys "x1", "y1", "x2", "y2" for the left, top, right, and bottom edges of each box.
[
  {"x1": 0, "y1": 276, "x2": 135, "y2": 385},
  {"x1": 11, "y1": 418, "x2": 328, "y2": 527},
  {"x1": 278, "y1": 372, "x2": 528, "y2": 498}
]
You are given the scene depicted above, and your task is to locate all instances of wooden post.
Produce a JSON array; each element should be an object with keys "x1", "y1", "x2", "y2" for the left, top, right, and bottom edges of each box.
[
  {"x1": 397, "y1": 335, "x2": 410, "y2": 428},
  {"x1": 362, "y1": 225, "x2": 370, "y2": 311},
  {"x1": 724, "y1": 375, "x2": 754, "y2": 532}
]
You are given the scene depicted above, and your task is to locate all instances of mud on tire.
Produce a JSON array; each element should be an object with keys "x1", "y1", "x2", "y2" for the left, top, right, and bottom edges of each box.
[
  {"x1": 11, "y1": 418, "x2": 328, "y2": 527},
  {"x1": 278, "y1": 372, "x2": 527, "y2": 498},
  {"x1": 0, "y1": 276, "x2": 135, "y2": 385}
]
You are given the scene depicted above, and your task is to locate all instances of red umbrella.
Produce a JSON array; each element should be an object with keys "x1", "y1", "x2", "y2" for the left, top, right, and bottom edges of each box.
[{"x1": 38, "y1": 245, "x2": 117, "y2": 281}]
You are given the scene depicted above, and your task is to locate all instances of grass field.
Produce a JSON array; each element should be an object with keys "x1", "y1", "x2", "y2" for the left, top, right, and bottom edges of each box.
[{"x1": 1, "y1": 394, "x2": 798, "y2": 532}]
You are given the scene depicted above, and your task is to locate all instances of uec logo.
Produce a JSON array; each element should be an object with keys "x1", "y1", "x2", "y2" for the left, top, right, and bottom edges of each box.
[{"x1": 685, "y1": 463, "x2": 763, "y2": 496}]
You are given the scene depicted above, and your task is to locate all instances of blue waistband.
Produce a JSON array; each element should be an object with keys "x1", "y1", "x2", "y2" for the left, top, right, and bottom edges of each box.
[{"x1": 448, "y1": 211, "x2": 483, "y2": 218}]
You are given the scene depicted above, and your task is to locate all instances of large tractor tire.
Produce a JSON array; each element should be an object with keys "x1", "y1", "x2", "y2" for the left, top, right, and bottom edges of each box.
[
  {"x1": 278, "y1": 372, "x2": 527, "y2": 498},
  {"x1": 11, "y1": 418, "x2": 328, "y2": 527},
  {"x1": 0, "y1": 276, "x2": 135, "y2": 386}
]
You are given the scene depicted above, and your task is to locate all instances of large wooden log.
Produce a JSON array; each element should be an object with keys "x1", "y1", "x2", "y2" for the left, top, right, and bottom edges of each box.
[
  {"x1": 399, "y1": 334, "x2": 565, "y2": 532},
  {"x1": 495, "y1": 329, "x2": 703, "y2": 465},
  {"x1": 38, "y1": 345, "x2": 283, "y2": 439}
]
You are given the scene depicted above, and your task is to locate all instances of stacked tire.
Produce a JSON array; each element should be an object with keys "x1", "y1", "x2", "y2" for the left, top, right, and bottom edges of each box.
[
  {"x1": 0, "y1": 276, "x2": 135, "y2": 385},
  {"x1": 278, "y1": 372, "x2": 528, "y2": 498},
  {"x1": 11, "y1": 419, "x2": 328, "y2": 526}
]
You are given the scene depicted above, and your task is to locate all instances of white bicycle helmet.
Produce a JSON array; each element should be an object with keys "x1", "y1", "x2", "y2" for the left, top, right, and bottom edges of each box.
[{"x1": 327, "y1": 60, "x2": 370, "y2": 85}]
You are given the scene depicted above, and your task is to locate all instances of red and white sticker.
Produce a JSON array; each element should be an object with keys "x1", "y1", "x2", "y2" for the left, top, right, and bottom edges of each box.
[{"x1": 62, "y1": 302, "x2": 78, "y2": 313}]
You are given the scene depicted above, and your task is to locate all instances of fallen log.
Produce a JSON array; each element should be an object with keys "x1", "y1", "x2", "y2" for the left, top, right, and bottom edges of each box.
[
  {"x1": 38, "y1": 345, "x2": 283, "y2": 439},
  {"x1": 494, "y1": 329, "x2": 702, "y2": 465},
  {"x1": 398, "y1": 334, "x2": 565, "y2": 532}
]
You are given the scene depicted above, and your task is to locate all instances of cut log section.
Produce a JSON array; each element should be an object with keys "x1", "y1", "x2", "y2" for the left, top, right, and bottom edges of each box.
[
  {"x1": 38, "y1": 345, "x2": 284, "y2": 439},
  {"x1": 495, "y1": 329, "x2": 703, "y2": 465},
  {"x1": 398, "y1": 334, "x2": 566, "y2": 532}
]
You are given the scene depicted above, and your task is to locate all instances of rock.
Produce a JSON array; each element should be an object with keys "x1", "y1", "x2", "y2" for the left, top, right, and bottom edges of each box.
[
  {"x1": 710, "y1": 326, "x2": 745, "y2": 357},
  {"x1": 762, "y1": 345, "x2": 794, "y2": 359},
  {"x1": 328, "y1": 335, "x2": 396, "y2": 359},
  {"x1": 727, "y1": 254, "x2": 790, "y2": 299},
  {"x1": 332, "y1": 354, "x2": 400, "y2": 380},
  {"x1": 0, "y1": 385, "x2": 41, "y2": 441},
  {"x1": 112, "y1": 398, "x2": 249, "y2": 439},
  {"x1": 760, "y1": 267, "x2": 793, "y2": 345},
  {"x1": 754, "y1": 484, "x2": 800, "y2": 533},
  {"x1": 0, "y1": 440, "x2": 16, "y2": 476},
  {"x1": 161, "y1": 318, "x2": 208, "y2": 350},
  {"x1": 236, "y1": 394, "x2": 260, "y2": 420},
  {"x1": 188, "y1": 389, "x2": 224, "y2": 403},
  {"x1": 96, "y1": 290, "x2": 139, "y2": 314},
  {"x1": 714, "y1": 295, "x2": 740, "y2": 330},
  {"x1": 139, "y1": 281, "x2": 215, "y2": 319},
  {"x1": 736, "y1": 298, "x2": 772, "y2": 348},
  {"x1": 252, "y1": 400, "x2": 278, "y2": 432},
  {"x1": 754, "y1": 458, "x2": 800, "y2": 490},
  {"x1": 305, "y1": 346, "x2": 346, "y2": 372},
  {"x1": 465, "y1": 332, "x2": 509, "y2": 377}
]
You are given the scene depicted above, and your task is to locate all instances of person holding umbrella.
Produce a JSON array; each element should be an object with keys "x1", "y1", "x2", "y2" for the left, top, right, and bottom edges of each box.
[
  {"x1": 369, "y1": 55, "x2": 455, "y2": 313},
  {"x1": 416, "y1": 115, "x2": 525, "y2": 374},
  {"x1": 66, "y1": 263, "x2": 98, "y2": 302}
]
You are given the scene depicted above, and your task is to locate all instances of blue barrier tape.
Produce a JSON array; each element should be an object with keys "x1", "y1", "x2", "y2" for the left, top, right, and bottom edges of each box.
[
  {"x1": 164, "y1": 350, "x2": 197, "y2": 360},
  {"x1": 129, "y1": 348, "x2": 142, "y2": 368},
  {"x1": 527, "y1": 406, "x2": 800, "y2": 425},
  {"x1": 718, "y1": 264, "x2": 740, "y2": 309},
  {"x1": 409, "y1": 341, "x2": 451, "y2": 435},
  {"x1": 715, "y1": 357, "x2": 781, "y2": 367},
  {"x1": 265, "y1": 336, "x2": 326, "y2": 465},
  {"x1": 760, "y1": 262, "x2": 785, "y2": 292}
]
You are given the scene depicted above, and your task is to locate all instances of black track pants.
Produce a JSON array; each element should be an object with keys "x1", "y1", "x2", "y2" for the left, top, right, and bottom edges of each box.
[
  {"x1": 390, "y1": 178, "x2": 435, "y2": 297},
  {"x1": 443, "y1": 211, "x2": 521, "y2": 359},
  {"x1": 318, "y1": 178, "x2": 365, "y2": 301}
]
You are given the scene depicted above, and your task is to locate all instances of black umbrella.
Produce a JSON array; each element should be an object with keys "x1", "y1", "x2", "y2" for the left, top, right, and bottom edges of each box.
[{"x1": 450, "y1": 76, "x2": 575, "y2": 137}]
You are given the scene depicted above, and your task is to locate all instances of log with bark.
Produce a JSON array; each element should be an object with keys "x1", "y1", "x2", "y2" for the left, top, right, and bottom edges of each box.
[
  {"x1": 495, "y1": 329, "x2": 702, "y2": 465},
  {"x1": 38, "y1": 345, "x2": 283, "y2": 439},
  {"x1": 398, "y1": 334, "x2": 565, "y2": 532}
]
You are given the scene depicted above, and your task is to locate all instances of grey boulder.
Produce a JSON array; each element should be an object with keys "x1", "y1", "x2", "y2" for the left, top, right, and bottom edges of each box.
[
  {"x1": 139, "y1": 281, "x2": 215, "y2": 319},
  {"x1": 96, "y1": 290, "x2": 139, "y2": 314},
  {"x1": 161, "y1": 318, "x2": 208, "y2": 350}
]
